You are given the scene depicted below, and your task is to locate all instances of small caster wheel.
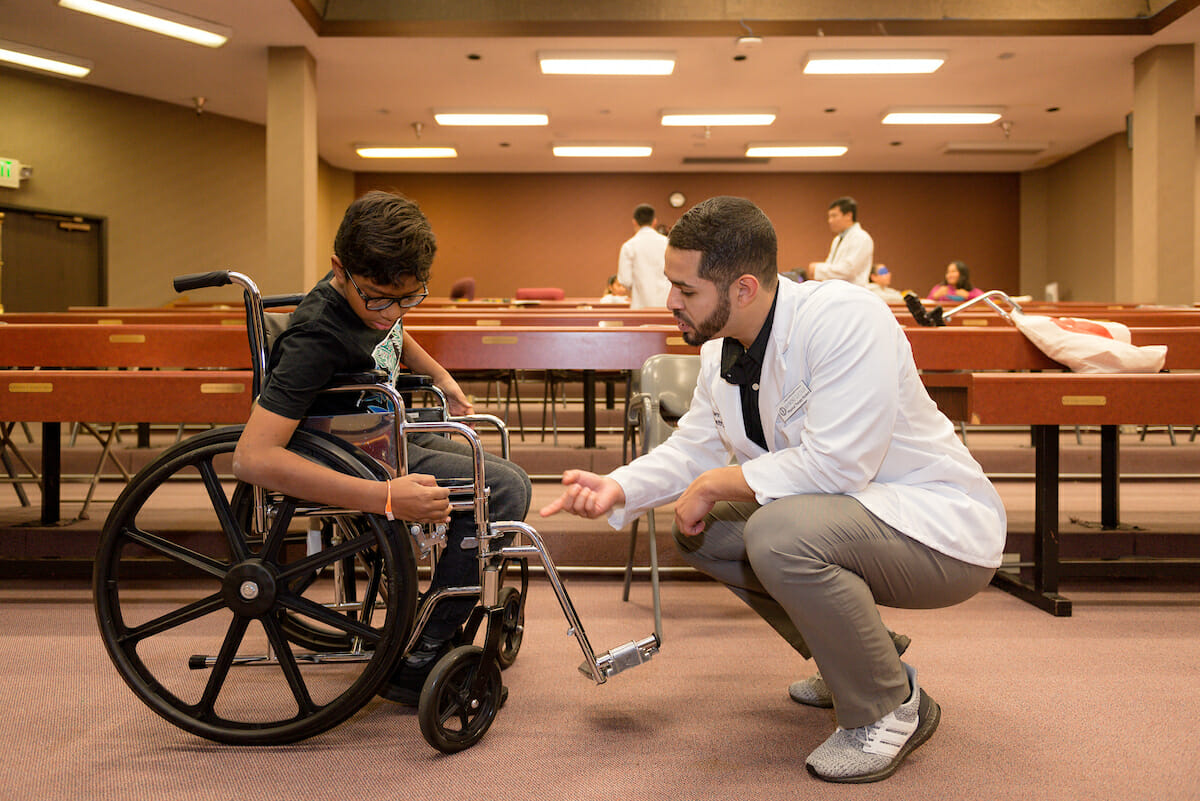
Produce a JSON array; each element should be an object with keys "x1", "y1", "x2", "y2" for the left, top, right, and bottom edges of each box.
[
  {"x1": 496, "y1": 586, "x2": 523, "y2": 670},
  {"x1": 418, "y1": 645, "x2": 502, "y2": 753}
]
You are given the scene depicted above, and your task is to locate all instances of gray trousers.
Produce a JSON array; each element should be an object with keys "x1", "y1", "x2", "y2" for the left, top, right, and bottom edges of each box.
[
  {"x1": 674, "y1": 494, "x2": 994, "y2": 728},
  {"x1": 406, "y1": 431, "x2": 532, "y2": 641}
]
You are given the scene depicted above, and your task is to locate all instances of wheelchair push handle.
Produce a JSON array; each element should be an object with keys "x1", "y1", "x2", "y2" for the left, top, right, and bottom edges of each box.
[{"x1": 173, "y1": 270, "x2": 233, "y2": 293}]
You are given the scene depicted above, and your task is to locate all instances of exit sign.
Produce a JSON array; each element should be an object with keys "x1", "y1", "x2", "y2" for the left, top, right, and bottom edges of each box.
[{"x1": 0, "y1": 158, "x2": 22, "y2": 189}]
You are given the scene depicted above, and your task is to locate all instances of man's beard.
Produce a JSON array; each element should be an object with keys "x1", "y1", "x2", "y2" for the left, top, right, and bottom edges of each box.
[{"x1": 675, "y1": 290, "x2": 731, "y2": 347}]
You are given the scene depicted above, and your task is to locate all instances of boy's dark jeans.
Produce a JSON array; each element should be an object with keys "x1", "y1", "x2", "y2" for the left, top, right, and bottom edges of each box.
[{"x1": 404, "y1": 431, "x2": 532, "y2": 643}]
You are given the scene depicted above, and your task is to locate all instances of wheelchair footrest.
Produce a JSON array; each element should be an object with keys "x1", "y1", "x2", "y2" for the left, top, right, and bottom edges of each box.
[{"x1": 578, "y1": 634, "x2": 659, "y2": 682}]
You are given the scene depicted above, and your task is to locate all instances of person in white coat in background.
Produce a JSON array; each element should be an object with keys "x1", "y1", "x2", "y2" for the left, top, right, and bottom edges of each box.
[
  {"x1": 617, "y1": 203, "x2": 670, "y2": 308},
  {"x1": 541, "y1": 196, "x2": 1005, "y2": 784},
  {"x1": 809, "y1": 196, "x2": 873, "y2": 285}
]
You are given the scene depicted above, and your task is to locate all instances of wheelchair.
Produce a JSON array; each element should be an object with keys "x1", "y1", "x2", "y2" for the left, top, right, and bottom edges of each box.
[{"x1": 92, "y1": 270, "x2": 659, "y2": 753}]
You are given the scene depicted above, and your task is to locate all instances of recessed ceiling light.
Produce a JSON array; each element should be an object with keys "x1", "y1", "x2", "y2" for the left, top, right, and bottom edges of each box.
[
  {"x1": 661, "y1": 111, "x2": 776, "y2": 126},
  {"x1": 804, "y1": 51, "x2": 946, "y2": 74},
  {"x1": 539, "y1": 51, "x2": 675, "y2": 76},
  {"x1": 0, "y1": 39, "x2": 92, "y2": 77},
  {"x1": 552, "y1": 145, "x2": 653, "y2": 157},
  {"x1": 745, "y1": 144, "x2": 848, "y2": 158},
  {"x1": 58, "y1": 0, "x2": 230, "y2": 48},
  {"x1": 882, "y1": 108, "x2": 1003, "y2": 125},
  {"x1": 434, "y1": 112, "x2": 549, "y2": 126},
  {"x1": 356, "y1": 147, "x2": 458, "y2": 159}
]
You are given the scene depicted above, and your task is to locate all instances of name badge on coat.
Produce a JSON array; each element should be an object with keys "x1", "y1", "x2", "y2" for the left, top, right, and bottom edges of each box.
[{"x1": 778, "y1": 381, "x2": 811, "y2": 423}]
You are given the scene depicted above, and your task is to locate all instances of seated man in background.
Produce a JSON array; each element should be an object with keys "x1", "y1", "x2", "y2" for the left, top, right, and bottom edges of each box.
[
  {"x1": 541, "y1": 195, "x2": 1005, "y2": 784},
  {"x1": 867, "y1": 263, "x2": 905, "y2": 303},
  {"x1": 233, "y1": 190, "x2": 532, "y2": 705}
]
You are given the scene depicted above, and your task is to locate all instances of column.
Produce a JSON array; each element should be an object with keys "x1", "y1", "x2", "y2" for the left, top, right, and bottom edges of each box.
[
  {"x1": 267, "y1": 46, "x2": 318, "y2": 294},
  {"x1": 1129, "y1": 44, "x2": 1195, "y2": 305}
]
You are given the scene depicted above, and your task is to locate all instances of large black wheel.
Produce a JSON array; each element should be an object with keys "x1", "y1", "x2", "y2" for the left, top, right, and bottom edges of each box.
[
  {"x1": 495, "y1": 586, "x2": 524, "y2": 670},
  {"x1": 417, "y1": 645, "x2": 502, "y2": 753},
  {"x1": 93, "y1": 426, "x2": 417, "y2": 745}
]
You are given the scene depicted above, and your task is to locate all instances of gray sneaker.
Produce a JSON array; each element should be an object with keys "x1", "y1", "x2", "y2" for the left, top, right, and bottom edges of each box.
[
  {"x1": 788, "y1": 631, "x2": 911, "y2": 709},
  {"x1": 804, "y1": 663, "x2": 940, "y2": 784}
]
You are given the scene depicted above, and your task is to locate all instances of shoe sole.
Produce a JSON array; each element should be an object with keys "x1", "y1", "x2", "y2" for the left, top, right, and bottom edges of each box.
[{"x1": 806, "y1": 689, "x2": 941, "y2": 784}]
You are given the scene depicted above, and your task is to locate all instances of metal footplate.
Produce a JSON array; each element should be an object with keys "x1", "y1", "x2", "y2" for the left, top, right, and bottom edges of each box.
[
  {"x1": 579, "y1": 634, "x2": 660, "y2": 680},
  {"x1": 494, "y1": 520, "x2": 662, "y2": 686}
]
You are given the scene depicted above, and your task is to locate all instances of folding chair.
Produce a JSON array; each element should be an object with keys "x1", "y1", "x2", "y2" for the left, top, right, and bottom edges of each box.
[{"x1": 622, "y1": 353, "x2": 701, "y2": 641}]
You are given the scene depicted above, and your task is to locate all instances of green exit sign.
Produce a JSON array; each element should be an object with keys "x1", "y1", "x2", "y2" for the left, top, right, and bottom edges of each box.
[{"x1": 0, "y1": 158, "x2": 22, "y2": 189}]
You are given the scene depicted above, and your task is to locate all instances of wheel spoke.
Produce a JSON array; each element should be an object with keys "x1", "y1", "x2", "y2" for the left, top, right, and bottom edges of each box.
[
  {"x1": 120, "y1": 525, "x2": 227, "y2": 578},
  {"x1": 197, "y1": 456, "x2": 249, "y2": 562},
  {"x1": 259, "y1": 497, "x2": 296, "y2": 563},
  {"x1": 275, "y1": 533, "x2": 376, "y2": 582},
  {"x1": 196, "y1": 615, "x2": 250, "y2": 721},
  {"x1": 276, "y1": 594, "x2": 385, "y2": 644},
  {"x1": 119, "y1": 592, "x2": 226, "y2": 645},
  {"x1": 261, "y1": 613, "x2": 317, "y2": 716}
]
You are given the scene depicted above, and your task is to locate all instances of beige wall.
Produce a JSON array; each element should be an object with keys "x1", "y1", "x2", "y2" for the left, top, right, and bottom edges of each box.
[
  {"x1": 358, "y1": 171, "x2": 1020, "y2": 300},
  {"x1": 0, "y1": 69, "x2": 355, "y2": 306},
  {"x1": 1021, "y1": 133, "x2": 1131, "y2": 302}
]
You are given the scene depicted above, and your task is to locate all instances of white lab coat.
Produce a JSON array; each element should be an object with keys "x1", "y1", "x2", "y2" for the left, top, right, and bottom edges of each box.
[
  {"x1": 617, "y1": 226, "x2": 670, "y2": 309},
  {"x1": 608, "y1": 277, "x2": 1006, "y2": 569},
  {"x1": 812, "y1": 222, "x2": 873, "y2": 285}
]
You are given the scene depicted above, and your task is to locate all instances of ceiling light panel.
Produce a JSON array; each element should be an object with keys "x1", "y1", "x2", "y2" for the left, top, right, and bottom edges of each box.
[
  {"x1": 882, "y1": 108, "x2": 1003, "y2": 125},
  {"x1": 661, "y1": 111, "x2": 776, "y2": 126},
  {"x1": 58, "y1": 0, "x2": 230, "y2": 48},
  {"x1": 356, "y1": 147, "x2": 458, "y2": 159},
  {"x1": 539, "y1": 51, "x2": 675, "y2": 75},
  {"x1": 0, "y1": 39, "x2": 92, "y2": 78},
  {"x1": 744, "y1": 144, "x2": 848, "y2": 158},
  {"x1": 804, "y1": 51, "x2": 946, "y2": 75},
  {"x1": 434, "y1": 112, "x2": 548, "y2": 126},
  {"x1": 552, "y1": 145, "x2": 653, "y2": 157}
]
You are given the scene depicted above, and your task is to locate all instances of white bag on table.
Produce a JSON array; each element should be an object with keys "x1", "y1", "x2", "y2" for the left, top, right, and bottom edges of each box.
[{"x1": 1011, "y1": 311, "x2": 1167, "y2": 373}]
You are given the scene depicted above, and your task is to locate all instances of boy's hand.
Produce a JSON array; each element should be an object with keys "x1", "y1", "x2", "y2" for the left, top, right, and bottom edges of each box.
[
  {"x1": 539, "y1": 470, "x2": 624, "y2": 519},
  {"x1": 437, "y1": 376, "x2": 475, "y2": 417},
  {"x1": 388, "y1": 473, "x2": 452, "y2": 523}
]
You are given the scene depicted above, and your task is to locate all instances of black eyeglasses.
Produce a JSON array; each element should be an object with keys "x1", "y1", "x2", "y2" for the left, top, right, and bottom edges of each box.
[{"x1": 344, "y1": 270, "x2": 427, "y2": 311}]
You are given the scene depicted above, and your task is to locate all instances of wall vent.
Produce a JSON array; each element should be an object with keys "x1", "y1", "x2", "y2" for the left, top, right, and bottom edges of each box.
[
  {"x1": 681, "y1": 156, "x2": 770, "y2": 164},
  {"x1": 942, "y1": 141, "x2": 1049, "y2": 156}
]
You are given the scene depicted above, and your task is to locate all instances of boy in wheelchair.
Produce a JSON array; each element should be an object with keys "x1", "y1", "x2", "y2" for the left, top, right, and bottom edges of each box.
[{"x1": 232, "y1": 190, "x2": 532, "y2": 704}]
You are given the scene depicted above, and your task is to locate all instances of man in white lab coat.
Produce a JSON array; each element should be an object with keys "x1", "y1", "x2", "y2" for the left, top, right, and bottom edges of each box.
[
  {"x1": 809, "y1": 196, "x2": 873, "y2": 285},
  {"x1": 541, "y1": 196, "x2": 1005, "y2": 784},
  {"x1": 617, "y1": 203, "x2": 670, "y2": 308}
]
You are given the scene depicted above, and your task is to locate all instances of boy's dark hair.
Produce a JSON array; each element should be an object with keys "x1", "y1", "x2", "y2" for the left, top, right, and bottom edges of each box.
[
  {"x1": 633, "y1": 203, "x2": 656, "y2": 226},
  {"x1": 333, "y1": 190, "x2": 436, "y2": 285},
  {"x1": 829, "y1": 196, "x2": 858, "y2": 220},
  {"x1": 667, "y1": 196, "x2": 777, "y2": 290}
]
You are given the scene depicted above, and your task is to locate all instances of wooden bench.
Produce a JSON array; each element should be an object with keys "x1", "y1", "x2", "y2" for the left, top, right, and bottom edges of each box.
[
  {"x1": 905, "y1": 323, "x2": 1200, "y2": 615},
  {"x1": 0, "y1": 323, "x2": 253, "y2": 523},
  {"x1": 406, "y1": 324, "x2": 696, "y2": 447}
]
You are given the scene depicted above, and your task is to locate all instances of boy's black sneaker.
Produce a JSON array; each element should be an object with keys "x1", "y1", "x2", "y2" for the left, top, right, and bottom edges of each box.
[{"x1": 378, "y1": 635, "x2": 451, "y2": 705}]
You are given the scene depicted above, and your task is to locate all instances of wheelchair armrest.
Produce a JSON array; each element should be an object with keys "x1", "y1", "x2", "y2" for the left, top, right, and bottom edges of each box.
[
  {"x1": 330, "y1": 369, "x2": 389, "y2": 386},
  {"x1": 394, "y1": 373, "x2": 434, "y2": 391}
]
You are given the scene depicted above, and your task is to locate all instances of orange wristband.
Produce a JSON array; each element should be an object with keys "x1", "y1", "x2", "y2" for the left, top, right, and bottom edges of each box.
[{"x1": 385, "y1": 479, "x2": 394, "y2": 520}]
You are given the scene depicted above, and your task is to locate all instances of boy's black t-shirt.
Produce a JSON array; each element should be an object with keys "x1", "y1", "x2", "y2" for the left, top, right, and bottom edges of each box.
[{"x1": 257, "y1": 274, "x2": 388, "y2": 420}]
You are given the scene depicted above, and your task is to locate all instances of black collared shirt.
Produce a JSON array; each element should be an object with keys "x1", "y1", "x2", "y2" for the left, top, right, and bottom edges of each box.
[{"x1": 719, "y1": 288, "x2": 778, "y2": 450}]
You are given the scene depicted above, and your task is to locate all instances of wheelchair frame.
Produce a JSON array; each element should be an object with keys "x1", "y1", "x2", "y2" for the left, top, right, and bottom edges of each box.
[{"x1": 92, "y1": 270, "x2": 658, "y2": 753}]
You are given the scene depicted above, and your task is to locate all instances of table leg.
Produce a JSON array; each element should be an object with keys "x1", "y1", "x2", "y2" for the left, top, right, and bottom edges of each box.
[
  {"x1": 1100, "y1": 424, "x2": 1120, "y2": 529},
  {"x1": 41, "y1": 422, "x2": 61, "y2": 525},
  {"x1": 582, "y1": 369, "x2": 597, "y2": 448}
]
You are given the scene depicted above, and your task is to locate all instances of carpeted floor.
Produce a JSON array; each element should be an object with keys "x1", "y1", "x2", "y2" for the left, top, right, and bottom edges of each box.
[{"x1": 1, "y1": 575, "x2": 1197, "y2": 801}]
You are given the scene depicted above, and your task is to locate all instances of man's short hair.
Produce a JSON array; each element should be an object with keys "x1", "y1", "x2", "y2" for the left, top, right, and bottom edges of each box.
[
  {"x1": 829, "y1": 196, "x2": 858, "y2": 221},
  {"x1": 333, "y1": 190, "x2": 437, "y2": 286},
  {"x1": 633, "y1": 203, "x2": 656, "y2": 226},
  {"x1": 667, "y1": 196, "x2": 778, "y2": 288}
]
